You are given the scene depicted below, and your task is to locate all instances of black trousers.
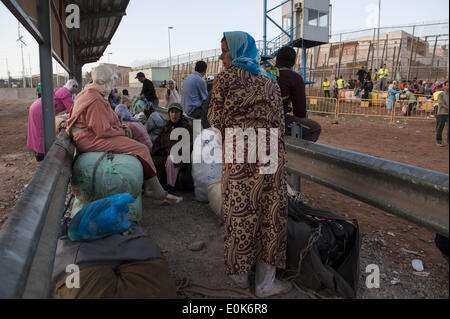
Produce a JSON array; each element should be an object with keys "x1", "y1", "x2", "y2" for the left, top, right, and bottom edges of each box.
[
  {"x1": 324, "y1": 90, "x2": 330, "y2": 98},
  {"x1": 188, "y1": 107, "x2": 203, "y2": 119},
  {"x1": 436, "y1": 114, "x2": 449, "y2": 144},
  {"x1": 285, "y1": 115, "x2": 322, "y2": 142}
]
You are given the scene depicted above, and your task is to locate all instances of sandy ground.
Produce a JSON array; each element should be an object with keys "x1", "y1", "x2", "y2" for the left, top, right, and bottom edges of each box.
[{"x1": 0, "y1": 99, "x2": 448, "y2": 299}]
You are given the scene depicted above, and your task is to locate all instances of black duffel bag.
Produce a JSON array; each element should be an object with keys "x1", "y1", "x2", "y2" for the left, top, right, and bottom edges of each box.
[{"x1": 285, "y1": 197, "x2": 361, "y2": 298}]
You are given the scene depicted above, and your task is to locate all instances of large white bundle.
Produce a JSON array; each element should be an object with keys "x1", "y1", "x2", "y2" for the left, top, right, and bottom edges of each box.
[
  {"x1": 191, "y1": 129, "x2": 222, "y2": 202},
  {"x1": 207, "y1": 179, "x2": 222, "y2": 219}
]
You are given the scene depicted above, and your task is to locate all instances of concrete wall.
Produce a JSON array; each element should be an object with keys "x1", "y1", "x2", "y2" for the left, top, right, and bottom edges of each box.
[
  {"x1": 152, "y1": 68, "x2": 170, "y2": 82},
  {"x1": 129, "y1": 67, "x2": 170, "y2": 86},
  {"x1": 0, "y1": 88, "x2": 38, "y2": 100}
]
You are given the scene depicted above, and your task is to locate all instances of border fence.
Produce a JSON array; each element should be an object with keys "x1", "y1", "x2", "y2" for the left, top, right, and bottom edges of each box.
[
  {"x1": 133, "y1": 21, "x2": 448, "y2": 92},
  {"x1": 309, "y1": 21, "x2": 449, "y2": 89},
  {"x1": 305, "y1": 93, "x2": 438, "y2": 122}
]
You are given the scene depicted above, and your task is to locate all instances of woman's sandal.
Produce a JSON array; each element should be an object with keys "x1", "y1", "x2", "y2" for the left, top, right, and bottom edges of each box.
[{"x1": 144, "y1": 190, "x2": 183, "y2": 205}]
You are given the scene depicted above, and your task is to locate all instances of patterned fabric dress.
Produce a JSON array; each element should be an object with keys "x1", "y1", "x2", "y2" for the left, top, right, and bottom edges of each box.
[{"x1": 208, "y1": 65, "x2": 288, "y2": 275}]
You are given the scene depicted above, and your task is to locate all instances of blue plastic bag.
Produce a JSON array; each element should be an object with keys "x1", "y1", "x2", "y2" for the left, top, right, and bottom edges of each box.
[{"x1": 68, "y1": 193, "x2": 135, "y2": 242}]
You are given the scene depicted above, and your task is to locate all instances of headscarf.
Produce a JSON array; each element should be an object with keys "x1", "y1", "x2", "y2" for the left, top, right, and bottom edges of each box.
[
  {"x1": 168, "y1": 79, "x2": 177, "y2": 88},
  {"x1": 166, "y1": 79, "x2": 181, "y2": 105},
  {"x1": 121, "y1": 94, "x2": 131, "y2": 107},
  {"x1": 115, "y1": 104, "x2": 140, "y2": 125},
  {"x1": 83, "y1": 65, "x2": 118, "y2": 96},
  {"x1": 64, "y1": 79, "x2": 78, "y2": 91},
  {"x1": 223, "y1": 31, "x2": 274, "y2": 79}
]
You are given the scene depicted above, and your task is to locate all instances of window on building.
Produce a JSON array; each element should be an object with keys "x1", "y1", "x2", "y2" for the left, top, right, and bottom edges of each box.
[
  {"x1": 283, "y1": 16, "x2": 292, "y2": 30},
  {"x1": 319, "y1": 12, "x2": 328, "y2": 28},
  {"x1": 307, "y1": 9, "x2": 328, "y2": 28},
  {"x1": 307, "y1": 9, "x2": 319, "y2": 27}
]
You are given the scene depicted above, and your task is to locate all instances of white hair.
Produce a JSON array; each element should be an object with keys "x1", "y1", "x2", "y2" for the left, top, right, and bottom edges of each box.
[
  {"x1": 91, "y1": 65, "x2": 118, "y2": 85},
  {"x1": 64, "y1": 79, "x2": 78, "y2": 91}
]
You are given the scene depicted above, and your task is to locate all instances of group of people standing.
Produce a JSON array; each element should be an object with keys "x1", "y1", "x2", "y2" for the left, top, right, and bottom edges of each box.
[{"x1": 323, "y1": 68, "x2": 374, "y2": 100}]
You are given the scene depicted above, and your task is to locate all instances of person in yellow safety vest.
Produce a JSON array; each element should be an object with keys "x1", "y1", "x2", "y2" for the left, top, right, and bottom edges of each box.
[
  {"x1": 337, "y1": 76, "x2": 344, "y2": 96},
  {"x1": 378, "y1": 64, "x2": 389, "y2": 91},
  {"x1": 433, "y1": 84, "x2": 444, "y2": 115},
  {"x1": 323, "y1": 78, "x2": 331, "y2": 98}
]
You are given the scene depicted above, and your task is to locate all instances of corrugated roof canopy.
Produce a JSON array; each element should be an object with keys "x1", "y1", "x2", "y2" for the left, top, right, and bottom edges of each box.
[{"x1": 66, "y1": 0, "x2": 130, "y2": 65}]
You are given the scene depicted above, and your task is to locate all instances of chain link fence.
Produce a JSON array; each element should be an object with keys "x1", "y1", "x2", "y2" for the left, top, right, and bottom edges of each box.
[{"x1": 135, "y1": 21, "x2": 448, "y2": 93}]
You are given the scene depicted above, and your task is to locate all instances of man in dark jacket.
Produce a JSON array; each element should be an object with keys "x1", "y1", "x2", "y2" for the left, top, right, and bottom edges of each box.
[
  {"x1": 275, "y1": 46, "x2": 322, "y2": 142},
  {"x1": 356, "y1": 67, "x2": 367, "y2": 84},
  {"x1": 136, "y1": 72, "x2": 159, "y2": 107},
  {"x1": 151, "y1": 103, "x2": 193, "y2": 194}
]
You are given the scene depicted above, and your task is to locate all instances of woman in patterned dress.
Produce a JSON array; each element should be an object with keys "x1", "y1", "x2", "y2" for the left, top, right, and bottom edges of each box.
[{"x1": 207, "y1": 31, "x2": 292, "y2": 298}]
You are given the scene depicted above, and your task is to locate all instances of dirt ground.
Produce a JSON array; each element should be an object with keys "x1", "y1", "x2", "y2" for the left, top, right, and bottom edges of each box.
[{"x1": 0, "y1": 99, "x2": 448, "y2": 299}]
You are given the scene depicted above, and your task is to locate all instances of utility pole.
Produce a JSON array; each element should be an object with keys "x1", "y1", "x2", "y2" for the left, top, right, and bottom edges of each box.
[
  {"x1": 28, "y1": 55, "x2": 32, "y2": 87},
  {"x1": 376, "y1": 0, "x2": 381, "y2": 73},
  {"x1": 168, "y1": 26, "x2": 174, "y2": 78},
  {"x1": 17, "y1": 22, "x2": 27, "y2": 88}
]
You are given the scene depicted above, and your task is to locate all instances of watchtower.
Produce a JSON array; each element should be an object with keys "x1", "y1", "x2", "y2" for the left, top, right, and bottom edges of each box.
[{"x1": 263, "y1": 0, "x2": 331, "y2": 82}]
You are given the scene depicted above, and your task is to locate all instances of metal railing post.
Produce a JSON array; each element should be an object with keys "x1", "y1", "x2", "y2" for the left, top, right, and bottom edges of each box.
[
  {"x1": 336, "y1": 98, "x2": 340, "y2": 120},
  {"x1": 290, "y1": 123, "x2": 302, "y2": 192}
]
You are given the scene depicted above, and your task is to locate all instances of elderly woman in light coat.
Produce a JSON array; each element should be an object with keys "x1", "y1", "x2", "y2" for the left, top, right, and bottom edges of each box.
[
  {"x1": 66, "y1": 65, "x2": 182, "y2": 205},
  {"x1": 165, "y1": 79, "x2": 181, "y2": 108}
]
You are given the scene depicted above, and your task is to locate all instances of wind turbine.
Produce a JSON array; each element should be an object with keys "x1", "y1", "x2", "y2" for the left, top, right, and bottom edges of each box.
[{"x1": 17, "y1": 22, "x2": 27, "y2": 88}]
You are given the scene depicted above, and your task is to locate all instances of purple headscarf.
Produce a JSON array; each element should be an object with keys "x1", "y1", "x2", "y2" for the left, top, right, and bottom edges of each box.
[{"x1": 115, "y1": 104, "x2": 140, "y2": 125}]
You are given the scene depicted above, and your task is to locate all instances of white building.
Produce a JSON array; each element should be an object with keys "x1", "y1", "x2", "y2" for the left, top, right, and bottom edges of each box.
[{"x1": 129, "y1": 67, "x2": 170, "y2": 87}]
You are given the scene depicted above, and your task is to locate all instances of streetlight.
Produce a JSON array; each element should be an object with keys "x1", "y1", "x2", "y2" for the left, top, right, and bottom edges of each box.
[
  {"x1": 168, "y1": 26, "x2": 174, "y2": 78},
  {"x1": 376, "y1": 0, "x2": 381, "y2": 73},
  {"x1": 108, "y1": 52, "x2": 113, "y2": 64}
]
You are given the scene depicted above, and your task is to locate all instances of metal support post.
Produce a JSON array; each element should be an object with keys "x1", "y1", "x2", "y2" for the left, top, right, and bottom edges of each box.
[
  {"x1": 407, "y1": 26, "x2": 416, "y2": 82},
  {"x1": 290, "y1": 123, "x2": 302, "y2": 192},
  {"x1": 290, "y1": 0, "x2": 294, "y2": 43},
  {"x1": 38, "y1": 0, "x2": 55, "y2": 154},
  {"x1": 302, "y1": 45, "x2": 307, "y2": 81}
]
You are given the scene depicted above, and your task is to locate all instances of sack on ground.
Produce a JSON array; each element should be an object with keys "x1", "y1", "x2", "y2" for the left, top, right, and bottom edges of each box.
[
  {"x1": 68, "y1": 193, "x2": 134, "y2": 242},
  {"x1": 53, "y1": 222, "x2": 177, "y2": 299},
  {"x1": 191, "y1": 130, "x2": 222, "y2": 202},
  {"x1": 71, "y1": 152, "x2": 143, "y2": 221},
  {"x1": 207, "y1": 179, "x2": 222, "y2": 219},
  {"x1": 286, "y1": 197, "x2": 360, "y2": 298}
]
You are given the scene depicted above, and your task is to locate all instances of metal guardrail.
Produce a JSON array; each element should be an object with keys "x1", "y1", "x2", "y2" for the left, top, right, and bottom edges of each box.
[
  {"x1": 284, "y1": 136, "x2": 449, "y2": 237},
  {"x1": 156, "y1": 105, "x2": 449, "y2": 236},
  {"x1": 0, "y1": 106, "x2": 447, "y2": 299},
  {"x1": 0, "y1": 131, "x2": 75, "y2": 299}
]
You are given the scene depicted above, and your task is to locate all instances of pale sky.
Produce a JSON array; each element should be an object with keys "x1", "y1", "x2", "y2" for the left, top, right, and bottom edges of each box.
[{"x1": 0, "y1": 0, "x2": 448, "y2": 78}]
